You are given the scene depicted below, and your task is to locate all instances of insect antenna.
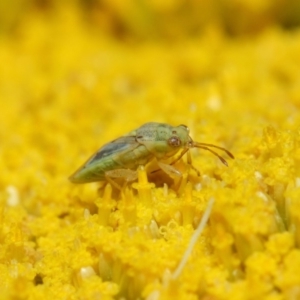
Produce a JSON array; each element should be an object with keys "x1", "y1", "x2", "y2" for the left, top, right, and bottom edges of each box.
[{"x1": 192, "y1": 142, "x2": 234, "y2": 166}]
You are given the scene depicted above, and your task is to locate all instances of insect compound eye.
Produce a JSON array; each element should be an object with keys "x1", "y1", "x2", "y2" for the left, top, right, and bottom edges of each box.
[{"x1": 168, "y1": 136, "x2": 181, "y2": 147}]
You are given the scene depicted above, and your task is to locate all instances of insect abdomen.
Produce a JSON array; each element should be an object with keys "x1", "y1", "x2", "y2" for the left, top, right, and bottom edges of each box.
[{"x1": 69, "y1": 144, "x2": 152, "y2": 183}]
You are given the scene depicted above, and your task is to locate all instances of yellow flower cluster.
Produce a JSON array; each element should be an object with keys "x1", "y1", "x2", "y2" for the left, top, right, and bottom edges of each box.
[{"x1": 1, "y1": 2, "x2": 300, "y2": 300}]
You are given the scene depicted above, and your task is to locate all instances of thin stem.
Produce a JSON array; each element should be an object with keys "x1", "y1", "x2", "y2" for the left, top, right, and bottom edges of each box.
[{"x1": 171, "y1": 198, "x2": 215, "y2": 280}]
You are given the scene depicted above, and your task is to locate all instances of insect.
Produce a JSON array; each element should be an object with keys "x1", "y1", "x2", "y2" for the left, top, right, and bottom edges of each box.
[{"x1": 69, "y1": 122, "x2": 234, "y2": 187}]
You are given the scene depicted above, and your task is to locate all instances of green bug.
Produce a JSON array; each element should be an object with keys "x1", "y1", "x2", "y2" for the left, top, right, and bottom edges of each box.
[{"x1": 69, "y1": 122, "x2": 234, "y2": 186}]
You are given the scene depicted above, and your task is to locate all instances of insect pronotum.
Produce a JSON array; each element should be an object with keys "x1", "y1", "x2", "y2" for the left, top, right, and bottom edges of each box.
[{"x1": 69, "y1": 122, "x2": 234, "y2": 187}]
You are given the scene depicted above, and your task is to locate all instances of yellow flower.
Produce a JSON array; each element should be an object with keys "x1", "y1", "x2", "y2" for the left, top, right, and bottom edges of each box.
[{"x1": 1, "y1": 3, "x2": 300, "y2": 299}]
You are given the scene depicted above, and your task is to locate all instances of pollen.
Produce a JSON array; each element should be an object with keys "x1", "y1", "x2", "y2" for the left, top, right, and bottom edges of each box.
[{"x1": 132, "y1": 166, "x2": 155, "y2": 206}]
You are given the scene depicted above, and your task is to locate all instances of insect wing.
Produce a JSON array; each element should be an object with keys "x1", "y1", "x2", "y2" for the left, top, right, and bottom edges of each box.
[
  {"x1": 69, "y1": 136, "x2": 139, "y2": 183},
  {"x1": 85, "y1": 136, "x2": 138, "y2": 165}
]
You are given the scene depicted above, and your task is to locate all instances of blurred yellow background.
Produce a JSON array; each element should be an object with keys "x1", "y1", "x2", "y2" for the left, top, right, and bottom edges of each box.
[{"x1": 1, "y1": 0, "x2": 300, "y2": 37}]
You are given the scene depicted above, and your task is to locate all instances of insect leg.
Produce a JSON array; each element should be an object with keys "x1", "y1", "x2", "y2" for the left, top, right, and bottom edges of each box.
[
  {"x1": 105, "y1": 175, "x2": 122, "y2": 190},
  {"x1": 105, "y1": 169, "x2": 138, "y2": 190},
  {"x1": 186, "y1": 150, "x2": 201, "y2": 176},
  {"x1": 151, "y1": 149, "x2": 189, "y2": 176},
  {"x1": 169, "y1": 148, "x2": 189, "y2": 166},
  {"x1": 157, "y1": 161, "x2": 182, "y2": 178}
]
